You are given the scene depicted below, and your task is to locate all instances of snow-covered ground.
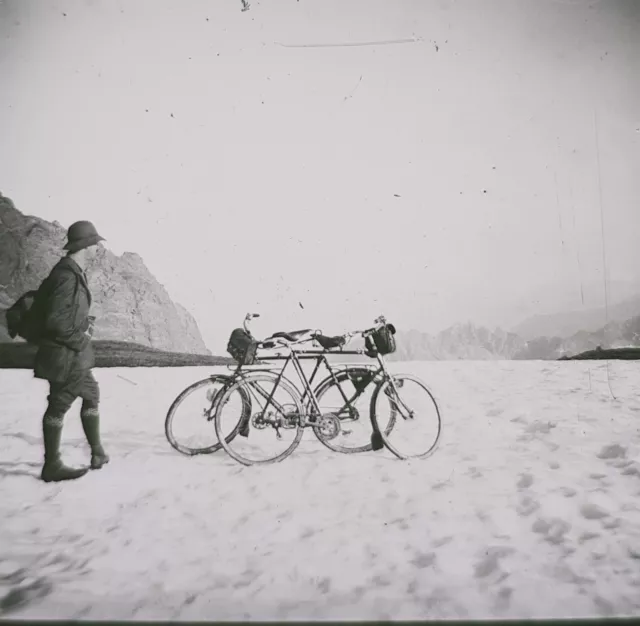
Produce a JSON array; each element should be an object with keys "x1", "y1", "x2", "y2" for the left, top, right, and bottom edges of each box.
[{"x1": 1, "y1": 360, "x2": 640, "y2": 620}]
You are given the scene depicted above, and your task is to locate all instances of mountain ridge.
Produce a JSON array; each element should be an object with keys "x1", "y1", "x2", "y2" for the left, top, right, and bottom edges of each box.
[{"x1": 0, "y1": 192, "x2": 211, "y2": 354}]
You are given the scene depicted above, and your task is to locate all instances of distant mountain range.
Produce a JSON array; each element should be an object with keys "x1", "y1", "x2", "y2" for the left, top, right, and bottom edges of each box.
[
  {"x1": 511, "y1": 294, "x2": 640, "y2": 340},
  {"x1": 390, "y1": 324, "x2": 525, "y2": 361},
  {"x1": 390, "y1": 295, "x2": 640, "y2": 361}
]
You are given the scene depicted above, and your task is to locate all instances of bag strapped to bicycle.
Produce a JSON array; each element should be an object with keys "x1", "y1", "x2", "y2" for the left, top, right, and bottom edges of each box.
[
  {"x1": 227, "y1": 328, "x2": 259, "y2": 365},
  {"x1": 364, "y1": 323, "x2": 397, "y2": 358}
]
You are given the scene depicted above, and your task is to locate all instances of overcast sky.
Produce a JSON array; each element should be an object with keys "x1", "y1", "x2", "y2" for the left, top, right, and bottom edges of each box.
[{"x1": 1, "y1": 0, "x2": 639, "y2": 352}]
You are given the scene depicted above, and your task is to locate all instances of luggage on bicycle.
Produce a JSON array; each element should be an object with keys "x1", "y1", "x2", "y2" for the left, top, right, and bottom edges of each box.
[
  {"x1": 364, "y1": 323, "x2": 397, "y2": 358},
  {"x1": 227, "y1": 328, "x2": 259, "y2": 365}
]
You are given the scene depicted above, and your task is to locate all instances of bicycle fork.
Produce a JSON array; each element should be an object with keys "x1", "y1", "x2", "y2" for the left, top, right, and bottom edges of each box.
[{"x1": 379, "y1": 358, "x2": 413, "y2": 420}]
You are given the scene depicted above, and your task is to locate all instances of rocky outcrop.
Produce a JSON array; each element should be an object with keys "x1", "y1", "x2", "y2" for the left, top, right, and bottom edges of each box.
[{"x1": 0, "y1": 192, "x2": 211, "y2": 354}]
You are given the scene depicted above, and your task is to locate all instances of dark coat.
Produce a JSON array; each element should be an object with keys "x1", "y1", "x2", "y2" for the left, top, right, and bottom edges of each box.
[{"x1": 34, "y1": 256, "x2": 95, "y2": 383}]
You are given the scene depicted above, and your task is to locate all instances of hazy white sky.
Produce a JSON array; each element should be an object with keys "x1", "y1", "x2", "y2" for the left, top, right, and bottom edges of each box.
[{"x1": 1, "y1": 0, "x2": 639, "y2": 352}]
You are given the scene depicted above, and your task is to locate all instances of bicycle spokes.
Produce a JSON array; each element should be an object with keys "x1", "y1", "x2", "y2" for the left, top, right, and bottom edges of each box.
[
  {"x1": 372, "y1": 375, "x2": 442, "y2": 460},
  {"x1": 165, "y1": 376, "x2": 242, "y2": 456},
  {"x1": 313, "y1": 413, "x2": 341, "y2": 441},
  {"x1": 214, "y1": 373, "x2": 304, "y2": 465},
  {"x1": 312, "y1": 366, "x2": 379, "y2": 454}
]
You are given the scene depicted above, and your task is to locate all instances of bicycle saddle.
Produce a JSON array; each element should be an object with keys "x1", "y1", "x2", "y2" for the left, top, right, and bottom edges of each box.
[
  {"x1": 314, "y1": 334, "x2": 346, "y2": 350},
  {"x1": 269, "y1": 329, "x2": 313, "y2": 342}
]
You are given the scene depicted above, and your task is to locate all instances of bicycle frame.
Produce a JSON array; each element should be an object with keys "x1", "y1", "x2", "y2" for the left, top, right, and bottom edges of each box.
[{"x1": 227, "y1": 346, "x2": 391, "y2": 428}]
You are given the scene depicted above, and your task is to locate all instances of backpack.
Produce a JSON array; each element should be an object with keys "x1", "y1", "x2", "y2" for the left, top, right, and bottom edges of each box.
[
  {"x1": 364, "y1": 323, "x2": 397, "y2": 358},
  {"x1": 5, "y1": 286, "x2": 48, "y2": 344},
  {"x1": 227, "y1": 328, "x2": 259, "y2": 365}
]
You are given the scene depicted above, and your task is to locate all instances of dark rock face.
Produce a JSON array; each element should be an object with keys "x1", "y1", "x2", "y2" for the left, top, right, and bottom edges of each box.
[{"x1": 0, "y1": 193, "x2": 210, "y2": 355}]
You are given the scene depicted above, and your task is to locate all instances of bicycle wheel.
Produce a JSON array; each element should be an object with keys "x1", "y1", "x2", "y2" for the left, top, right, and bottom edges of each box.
[
  {"x1": 214, "y1": 372, "x2": 304, "y2": 466},
  {"x1": 165, "y1": 375, "x2": 250, "y2": 456},
  {"x1": 370, "y1": 374, "x2": 442, "y2": 460},
  {"x1": 312, "y1": 367, "x2": 380, "y2": 454}
]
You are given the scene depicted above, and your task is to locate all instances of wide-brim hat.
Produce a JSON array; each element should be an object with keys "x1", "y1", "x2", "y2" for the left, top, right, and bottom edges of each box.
[{"x1": 63, "y1": 220, "x2": 106, "y2": 253}]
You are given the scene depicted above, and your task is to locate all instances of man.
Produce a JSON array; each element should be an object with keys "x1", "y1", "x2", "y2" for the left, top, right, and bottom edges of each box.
[{"x1": 34, "y1": 220, "x2": 110, "y2": 483}]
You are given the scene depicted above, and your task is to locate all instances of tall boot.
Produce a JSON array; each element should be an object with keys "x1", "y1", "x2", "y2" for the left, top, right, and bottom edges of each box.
[
  {"x1": 41, "y1": 414, "x2": 89, "y2": 483},
  {"x1": 80, "y1": 407, "x2": 110, "y2": 470}
]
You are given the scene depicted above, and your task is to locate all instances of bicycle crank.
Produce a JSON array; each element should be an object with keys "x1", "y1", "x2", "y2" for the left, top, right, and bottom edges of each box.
[
  {"x1": 313, "y1": 413, "x2": 341, "y2": 441},
  {"x1": 251, "y1": 412, "x2": 269, "y2": 429}
]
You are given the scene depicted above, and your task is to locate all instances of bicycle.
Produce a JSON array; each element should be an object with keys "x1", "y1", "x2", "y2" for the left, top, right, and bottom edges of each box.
[
  {"x1": 165, "y1": 373, "x2": 250, "y2": 456},
  {"x1": 165, "y1": 316, "x2": 381, "y2": 457},
  {"x1": 211, "y1": 313, "x2": 442, "y2": 465}
]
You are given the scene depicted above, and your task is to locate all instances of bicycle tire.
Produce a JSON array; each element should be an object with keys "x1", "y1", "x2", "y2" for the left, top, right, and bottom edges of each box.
[
  {"x1": 214, "y1": 371, "x2": 304, "y2": 466},
  {"x1": 165, "y1": 375, "x2": 250, "y2": 456},
  {"x1": 370, "y1": 374, "x2": 442, "y2": 460},
  {"x1": 311, "y1": 366, "x2": 381, "y2": 454}
]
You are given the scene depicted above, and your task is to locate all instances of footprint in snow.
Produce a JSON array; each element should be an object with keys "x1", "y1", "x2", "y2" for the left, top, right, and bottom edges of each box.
[
  {"x1": 596, "y1": 444, "x2": 626, "y2": 460},
  {"x1": 532, "y1": 517, "x2": 571, "y2": 545},
  {"x1": 580, "y1": 503, "x2": 609, "y2": 520},
  {"x1": 517, "y1": 473, "x2": 534, "y2": 489},
  {"x1": 473, "y1": 546, "x2": 515, "y2": 581},
  {"x1": 516, "y1": 495, "x2": 540, "y2": 517}
]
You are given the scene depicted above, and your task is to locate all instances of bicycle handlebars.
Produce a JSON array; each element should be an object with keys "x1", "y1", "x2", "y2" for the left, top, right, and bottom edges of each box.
[{"x1": 243, "y1": 312, "x2": 260, "y2": 333}]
